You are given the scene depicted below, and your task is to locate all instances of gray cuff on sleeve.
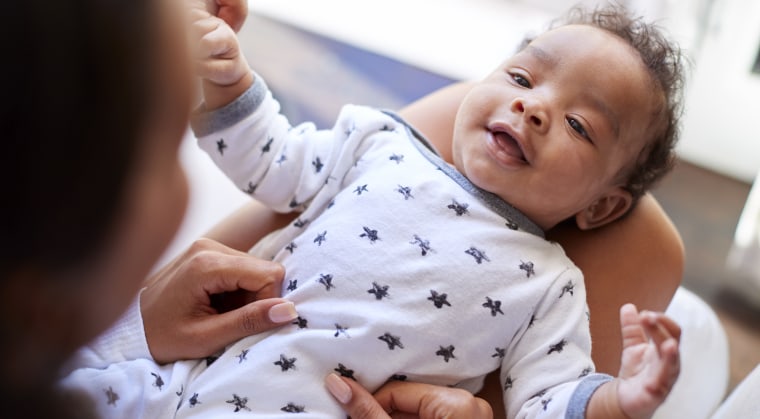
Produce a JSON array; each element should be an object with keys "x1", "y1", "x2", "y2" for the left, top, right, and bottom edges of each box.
[
  {"x1": 565, "y1": 373, "x2": 614, "y2": 419},
  {"x1": 190, "y1": 72, "x2": 268, "y2": 137}
]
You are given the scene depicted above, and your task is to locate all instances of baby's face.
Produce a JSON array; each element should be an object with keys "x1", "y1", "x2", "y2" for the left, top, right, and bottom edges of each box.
[{"x1": 452, "y1": 25, "x2": 661, "y2": 230}]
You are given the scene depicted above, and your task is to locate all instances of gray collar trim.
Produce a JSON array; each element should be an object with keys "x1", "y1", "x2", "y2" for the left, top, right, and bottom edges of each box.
[{"x1": 381, "y1": 110, "x2": 545, "y2": 238}]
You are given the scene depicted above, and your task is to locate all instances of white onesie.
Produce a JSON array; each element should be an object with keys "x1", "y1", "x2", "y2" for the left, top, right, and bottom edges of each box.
[{"x1": 60, "y1": 75, "x2": 611, "y2": 419}]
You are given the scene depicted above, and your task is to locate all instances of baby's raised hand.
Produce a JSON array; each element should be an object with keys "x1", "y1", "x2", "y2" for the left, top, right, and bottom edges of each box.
[
  {"x1": 189, "y1": 8, "x2": 250, "y2": 88},
  {"x1": 616, "y1": 303, "x2": 681, "y2": 419}
]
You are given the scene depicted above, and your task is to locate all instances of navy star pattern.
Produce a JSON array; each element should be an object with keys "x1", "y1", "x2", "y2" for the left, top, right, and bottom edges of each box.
[
  {"x1": 504, "y1": 375, "x2": 515, "y2": 391},
  {"x1": 378, "y1": 332, "x2": 404, "y2": 350},
  {"x1": 410, "y1": 235, "x2": 433, "y2": 256},
  {"x1": 447, "y1": 199, "x2": 469, "y2": 216},
  {"x1": 428, "y1": 290, "x2": 451, "y2": 308},
  {"x1": 334, "y1": 324, "x2": 350, "y2": 338},
  {"x1": 286, "y1": 279, "x2": 298, "y2": 291},
  {"x1": 520, "y1": 261, "x2": 535, "y2": 278},
  {"x1": 281, "y1": 403, "x2": 306, "y2": 413},
  {"x1": 313, "y1": 231, "x2": 327, "y2": 246},
  {"x1": 335, "y1": 363, "x2": 356, "y2": 380},
  {"x1": 151, "y1": 372, "x2": 164, "y2": 390},
  {"x1": 292, "y1": 316, "x2": 308, "y2": 329},
  {"x1": 359, "y1": 226, "x2": 380, "y2": 243},
  {"x1": 261, "y1": 137, "x2": 274, "y2": 154},
  {"x1": 354, "y1": 184, "x2": 369, "y2": 195},
  {"x1": 105, "y1": 386, "x2": 119, "y2": 406},
  {"x1": 274, "y1": 354, "x2": 297, "y2": 372},
  {"x1": 312, "y1": 156, "x2": 324, "y2": 173},
  {"x1": 188, "y1": 393, "x2": 201, "y2": 408},
  {"x1": 367, "y1": 282, "x2": 390, "y2": 300},
  {"x1": 184, "y1": 113, "x2": 595, "y2": 415},
  {"x1": 548, "y1": 339, "x2": 568, "y2": 355},
  {"x1": 226, "y1": 394, "x2": 251, "y2": 412},
  {"x1": 482, "y1": 297, "x2": 504, "y2": 316},
  {"x1": 541, "y1": 398, "x2": 552, "y2": 411},
  {"x1": 559, "y1": 280, "x2": 575, "y2": 298},
  {"x1": 465, "y1": 246, "x2": 490, "y2": 264},
  {"x1": 436, "y1": 345, "x2": 456, "y2": 362},
  {"x1": 243, "y1": 182, "x2": 257, "y2": 195},
  {"x1": 216, "y1": 139, "x2": 227, "y2": 155},
  {"x1": 396, "y1": 185, "x2": 413, "y2": 200},
  {"x1": 318, "y1": 274, "x2": 334, "y2": 291}
]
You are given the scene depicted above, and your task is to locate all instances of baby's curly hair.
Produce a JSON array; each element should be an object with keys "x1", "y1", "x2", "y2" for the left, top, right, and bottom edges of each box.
[{"x1": 521, "y1": 3, "x2": 686, "y2": 204}]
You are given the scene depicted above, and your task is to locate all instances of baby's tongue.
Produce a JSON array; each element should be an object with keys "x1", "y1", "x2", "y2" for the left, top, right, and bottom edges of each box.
[{"x1": 494, "y1": 132, "x2": 525, "y2": 161}]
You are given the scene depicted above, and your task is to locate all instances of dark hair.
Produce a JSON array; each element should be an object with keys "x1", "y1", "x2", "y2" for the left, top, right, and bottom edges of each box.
[
  {"x1": 521, "y1": 3, "x2": 686, "y2": 203},
  {"x1": 1, "y1": 1, "x2": 158, "y2": 276},
  {"x1": 0, "y1": 1, "x2": 158, "y2": 416}
]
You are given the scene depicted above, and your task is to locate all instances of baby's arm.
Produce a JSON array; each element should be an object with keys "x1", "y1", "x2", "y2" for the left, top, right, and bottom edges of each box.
[
  {"x1": 189, "y1": 5, "x2": 253, "y2": 110},
  {"x1": 586, "y1": 305, "x2": 681, "y2": 419}
]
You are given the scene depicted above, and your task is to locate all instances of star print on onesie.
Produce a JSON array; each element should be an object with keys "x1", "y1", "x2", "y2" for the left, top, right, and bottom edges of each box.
[{"x1": 59, "y1": 75, "x2": 611, "y2": 419}]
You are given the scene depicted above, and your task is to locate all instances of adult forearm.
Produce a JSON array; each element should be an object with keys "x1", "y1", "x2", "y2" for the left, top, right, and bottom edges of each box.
[{"x1": 203, "y1": 200, "x2": 294, "y2": 252}]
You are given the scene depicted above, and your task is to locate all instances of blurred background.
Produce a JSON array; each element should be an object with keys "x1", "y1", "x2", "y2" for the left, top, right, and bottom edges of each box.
[{"x1": 172, "y1": 0, "x2": 760, "y2": 411}]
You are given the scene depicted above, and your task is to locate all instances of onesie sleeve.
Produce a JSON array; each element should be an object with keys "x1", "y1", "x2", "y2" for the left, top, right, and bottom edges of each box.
[
  {"x1": 59, "y1": 289, "x2": 151, "y2": 376},
  {"x1": 190, "y1": 73, "x2": 357, "y2": 213},
  {"x1": 499, "y1": 266, "x2": 611, "y2": 418}
]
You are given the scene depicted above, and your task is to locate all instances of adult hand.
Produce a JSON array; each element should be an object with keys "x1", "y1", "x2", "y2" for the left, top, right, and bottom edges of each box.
[
  {"x1": 141, "y1": 238, "x2": 296, "y2": 364},
  {"x1": 204, "y1": 0, "x2": 248, "y2": 32},
  {"x1": 325, "y1": 373, "x2": 493, "y2": 419}
]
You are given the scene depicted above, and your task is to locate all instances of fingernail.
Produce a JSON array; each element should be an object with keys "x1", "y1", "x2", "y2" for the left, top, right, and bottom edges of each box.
[
  {"x1": 268, "y1": 302, "x2": 297, "y2": 323},
  {"x1": 325, "y1": 373, "x2": 352, "y2": 404}
]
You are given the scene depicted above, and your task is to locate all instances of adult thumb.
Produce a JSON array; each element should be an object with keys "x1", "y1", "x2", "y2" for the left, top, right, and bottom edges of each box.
[
  {"x1": 199, "y1": 298, "x2": 297, "y2": 350},
  {"x1": 325, "y1": 373, "x2": 391, "y2": 419}
]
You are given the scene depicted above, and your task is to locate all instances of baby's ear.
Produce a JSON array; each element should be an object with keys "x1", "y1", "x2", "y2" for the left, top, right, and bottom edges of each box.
[{"x1": 574, "y1": 187, "x2": 633, "y2": 230}]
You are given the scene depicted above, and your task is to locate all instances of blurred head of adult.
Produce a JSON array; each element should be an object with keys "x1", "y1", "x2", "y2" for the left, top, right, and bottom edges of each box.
[{"x1": 0, "y1": 0, "x2": 193, "y2": 414}]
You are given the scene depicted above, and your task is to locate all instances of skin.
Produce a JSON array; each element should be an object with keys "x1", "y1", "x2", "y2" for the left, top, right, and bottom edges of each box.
[
  {"x1": 2, "y1": 0, "x2": 301, "y2": 410},
  {"x1": 452, "y1": 25, "x2": 660, "y2": 231},
  {"x1": 197, "y1": 12, "x2": 684, "y2": 419},
  {"x1": 400, "y1": 81, "x2": 684, "y2": 419},
  {"x1": 5, "y1": 0, "x2": 194, "y2": 362}
]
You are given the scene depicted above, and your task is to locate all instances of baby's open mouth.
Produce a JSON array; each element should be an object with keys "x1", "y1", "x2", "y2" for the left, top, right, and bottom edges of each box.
[{"x1": 492, "y1": 131, "x2": 527, "y2": 163}]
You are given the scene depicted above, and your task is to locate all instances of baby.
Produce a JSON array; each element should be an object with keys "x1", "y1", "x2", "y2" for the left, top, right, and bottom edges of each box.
[{"x1": 62, "y1": 4, "x2": 684, "y2": 419}]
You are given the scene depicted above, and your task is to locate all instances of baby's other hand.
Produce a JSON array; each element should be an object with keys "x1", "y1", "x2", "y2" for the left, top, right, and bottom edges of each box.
[
  {"x1": 616, "y1": 303, "x2": 681, "y2": 419},
  {"x1": 189, "y1": 7, "x2": 250, "y2": 88}
]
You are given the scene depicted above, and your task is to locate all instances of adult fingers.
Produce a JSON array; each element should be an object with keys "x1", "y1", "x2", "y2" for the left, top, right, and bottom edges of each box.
[
  {"x1": 374, "y1": 381, "x2": 493, "y2": 419},
  {"x1": 190, "y1": 298, "x2": 297, "y2": 356},
  {"x1": 325, "y1": 373, "x2": 391, "y2": 419},
  {"x1": 195, "y1": 253, "x2": 285, "y2": 301}
]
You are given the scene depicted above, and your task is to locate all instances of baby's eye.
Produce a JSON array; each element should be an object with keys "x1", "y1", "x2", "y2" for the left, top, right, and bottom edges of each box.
[
  {"x1": 567, "y1": 117, "x2": 591, "y2": 141},
  {"x1": 510, "y1": 73, "x2": 531, "y2": 88}
]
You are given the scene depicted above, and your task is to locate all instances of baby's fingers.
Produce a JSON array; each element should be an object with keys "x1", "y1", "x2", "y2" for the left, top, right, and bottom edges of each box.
[
  {"x1": 641, "y1": 312, "x2": 681, "y2": 352},
  {"x1": 643, "y1": 314, "x2": 681, "y2": 397},
  {"x1": 199, "y1": 24, "x2": 238, "y2": 59},
  {"x1": 620, "y1": 303, "x2": 648, "y2": 348}
]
